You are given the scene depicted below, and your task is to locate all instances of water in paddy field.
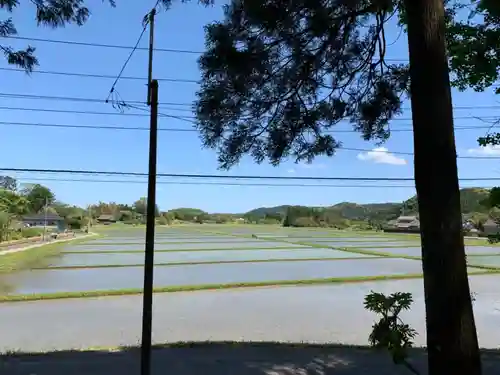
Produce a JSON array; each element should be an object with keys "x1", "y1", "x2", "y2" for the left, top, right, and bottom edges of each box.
[
  {"x1": 0, "y1": 226, "x2": 496, "y2": 295},
  {"x1": 2, "y1": 226, "x2": 500, "y2": 354}
]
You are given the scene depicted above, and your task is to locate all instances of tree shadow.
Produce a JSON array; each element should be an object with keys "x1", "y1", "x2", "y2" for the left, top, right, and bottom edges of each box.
[{"x1": 2, "y1": 341, "x2": 500, "y2": 375}]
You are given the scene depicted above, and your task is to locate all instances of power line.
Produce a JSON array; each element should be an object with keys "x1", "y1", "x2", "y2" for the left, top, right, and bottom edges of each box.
[
  {"x1": 0, "y1": 120, "x2": 196, "y2": 132},
  {"x1": 3, "y1": 35, "x2": 411, "y2": 62},
  {"x1": 0, "y1": 105, "x2": 195, "y2": 119},
  {"x1": 0, "y1": 92, "x2": 195, "y2": 113},
  {"x1": 1, "y1": 99, "x2": 499, "y2": 123},
  {"x1": 2, "y1": 167, "x2": 500, "y2": 181},
  {"x1": 0, "y1": 119, "x2": 493, "y2": 134},
  {"x1": 0, "y1": 119, "x2": 495, "y2": 158},
  {"x1": 0, "y1": 167, "x2": 415, "y2": 180},
  {"x1": 5, "y1": 66, "x2": 498, "y2": 91},
  {"x1": 104, "y1": 1, "x2": 163, "y2": 103},
  {"x1": 2, "y1": 92, "x2": 500, "y2": 113},
  {"x1": 0, "y1": 92, "x2": 191, "y2": 107},
  {"x1": 0, "y1": 67, "x2": 199, "y2": 84},
  {"x1": 17, "y1": 176, "x2": 417, "y2": 188}
]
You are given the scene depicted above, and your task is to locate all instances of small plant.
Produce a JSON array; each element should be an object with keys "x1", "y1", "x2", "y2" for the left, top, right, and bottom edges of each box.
[{"x1": 364, "y1": 291, "x2": 420, "y2": 374}]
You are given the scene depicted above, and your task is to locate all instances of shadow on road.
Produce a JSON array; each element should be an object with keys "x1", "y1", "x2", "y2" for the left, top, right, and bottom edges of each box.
[{"x1": 2, "y1": 341, "x2": 500, "y2": 375}]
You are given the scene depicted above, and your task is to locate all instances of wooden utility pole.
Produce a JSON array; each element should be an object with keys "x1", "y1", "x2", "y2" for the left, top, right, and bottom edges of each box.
[
  {"x1": 42, "y1": 197, "x2": 48, "y2": 241},
  {"x1": 140, "y1": 8, "x2": 158, "y2": 375},
  {"x1": 87, "y1": 205, "x2": 92, "y2": 233},
  {"x1": 404, "y1": 0, "x2": 481, "y2": 374}
]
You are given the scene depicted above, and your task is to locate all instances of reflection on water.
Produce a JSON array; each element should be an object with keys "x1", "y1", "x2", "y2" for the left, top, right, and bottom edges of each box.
[
  {"x1": 0, "y1": 228, "x2": 495, "y2": 297},
  {"x1": 1, "y1": 258, "x2": 425, "y2": 295}
]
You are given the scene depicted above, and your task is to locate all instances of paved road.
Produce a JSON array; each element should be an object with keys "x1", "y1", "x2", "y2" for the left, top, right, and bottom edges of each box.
[
  {"x1": 1, "y1": 276, "x2": 500, "y2": 352},
  {"x1": 2, "y1": 343, "x2": 500, "y2": 375}
]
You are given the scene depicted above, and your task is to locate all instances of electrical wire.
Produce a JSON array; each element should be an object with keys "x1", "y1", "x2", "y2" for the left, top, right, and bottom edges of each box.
[
  {"x1": 0, "y1": 92, "x2": 192, "y2": 107},
  {"x1": 1, "y1": 101, "x2": 498, "y2": 124},
  {"x1": 2, "y1": 167, "x2": 500, "y2": 181},
  {"x1": 1, "y1": 92, "x2": 500, "y2": 112},
  {"x1": 0, "y1": 119, "x2": 496, "y2": 158},
  {"x1": 16, "y1": 176, "x2": 418, "y2": 188},
  {"x1": 104, "y1": 0, "x2": 163, "y2": 104},
  {"x1": 0, "y1": 67, "x2": 199, "y2": 83},
  {"x1": 2, "y1": 35, "x2": 412, "y2": 62},
  {"x1": 0, "y1": 119, "x2": 494, "y2": 134},
  {"x1": 0, "y1": 105, "x2": 195, "y2": 119}
]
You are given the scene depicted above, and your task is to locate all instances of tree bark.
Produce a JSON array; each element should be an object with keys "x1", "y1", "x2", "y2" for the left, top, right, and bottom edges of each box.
[{"x1": 403, "y1": 0, "x2": 482, "y2": 374}]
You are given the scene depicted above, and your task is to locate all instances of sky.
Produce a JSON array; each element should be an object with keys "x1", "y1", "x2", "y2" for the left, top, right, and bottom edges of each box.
[{"x1": 1, "y1": 1, "x2": 500, "y2": 213}]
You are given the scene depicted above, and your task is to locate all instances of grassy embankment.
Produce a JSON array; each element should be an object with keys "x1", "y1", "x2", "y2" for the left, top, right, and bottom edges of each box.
[
  {"x1": 0, "y1": 234, "x2": 100, "y2": 273},
  {"x1": 2, "y1": 270, "x2": 499, "y2": 303}
]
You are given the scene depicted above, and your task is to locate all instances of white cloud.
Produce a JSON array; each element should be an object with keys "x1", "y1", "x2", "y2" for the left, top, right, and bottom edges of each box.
[
  {"x1": 300, "y1": 163, "x2": 326, "y2": 170},
  {"x1": 467, "y1": 145, "x2": 500, "y2": 156},
  {"x1": 357, "y1": 147, "x2": 407, "y2": 166}
]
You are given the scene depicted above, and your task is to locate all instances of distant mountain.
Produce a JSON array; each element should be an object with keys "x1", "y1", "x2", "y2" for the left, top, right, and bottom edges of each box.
[
  {"x1": 244, "y1": 188, "x2": 491, "y2": 222},
  {"x1": 402, "y1": 188, "x2": 490, "y2": 215}
]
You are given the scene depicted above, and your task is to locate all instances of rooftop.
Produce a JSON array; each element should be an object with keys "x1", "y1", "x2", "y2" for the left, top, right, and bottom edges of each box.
[{"x1": 22, "y1": 213, "x2": 63, "y2": 221}]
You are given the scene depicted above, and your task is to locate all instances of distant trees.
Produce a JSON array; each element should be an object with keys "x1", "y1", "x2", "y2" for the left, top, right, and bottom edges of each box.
[
  {"x1": 20, "y1": 184, "x2": 55, "y2": 213},
  {"x1": 132, "y1": 197, "x2": 160, "y2": 217},
  {"x1": 283, "y1": 206, "x2": 351, "y2": 228}
]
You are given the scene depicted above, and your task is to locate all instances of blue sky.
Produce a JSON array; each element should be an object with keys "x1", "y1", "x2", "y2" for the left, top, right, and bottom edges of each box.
[{"x1": 2, "y1": 1, "x2": 500, "y2": 213}]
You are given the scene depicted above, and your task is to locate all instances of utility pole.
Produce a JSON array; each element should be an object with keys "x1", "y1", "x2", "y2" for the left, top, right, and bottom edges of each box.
[
  {"x1": 140, "y1": 8, "x2": 158, "y2": 375},
  {"x1": 404, "y1": 0, "x2": 481, "y2": 374},
  {"x1": 42, "y1": 197, "x2": 48, "y2": 241},
  {"x1": 87, "y1": 205, "x2": 92, "y2": 233}
]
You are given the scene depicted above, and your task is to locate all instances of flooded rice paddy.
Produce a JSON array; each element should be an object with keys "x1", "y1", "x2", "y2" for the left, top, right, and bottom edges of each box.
[
  {"x1": 2, "y1": 225, "x2": 500, "y2": 351},
  {"x1": 1, "y1": 225, "x2": 499, "y2": 295}
]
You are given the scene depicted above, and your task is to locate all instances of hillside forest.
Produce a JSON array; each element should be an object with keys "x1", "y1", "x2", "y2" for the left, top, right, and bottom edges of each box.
[{"x1": 1, "y1": 175, "x2": 498, "y2": 241}]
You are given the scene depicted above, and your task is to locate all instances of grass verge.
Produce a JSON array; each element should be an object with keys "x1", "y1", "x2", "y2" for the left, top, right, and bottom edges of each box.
[
  {"x1": 0, "y1": 340, "x2": 396, "y2": 357},
  {"x1": 0, "y1": 234, "x2": 101, "y2": 273},
  {"x1": 0, "y1": 274, "x2": 426, "y2": 302},
  {"x1": 3, "y1": 271, "x2": 499, "y2": 303},
  {"x1": 32, "y1": 255, "x2": 394, "y2": 270}
]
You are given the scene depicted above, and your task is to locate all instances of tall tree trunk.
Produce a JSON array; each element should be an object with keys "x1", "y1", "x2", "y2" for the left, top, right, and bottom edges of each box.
[{"x1": 403, "y1": 0, "x2": 482, "y2": 374}]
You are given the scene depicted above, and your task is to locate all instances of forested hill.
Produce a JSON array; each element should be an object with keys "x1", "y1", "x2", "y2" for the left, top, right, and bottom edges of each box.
[{"x1": 244, "y1": 188, "x2": 491, "y2": 221}]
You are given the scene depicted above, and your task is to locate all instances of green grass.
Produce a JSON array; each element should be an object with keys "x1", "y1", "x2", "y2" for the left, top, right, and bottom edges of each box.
[
  {"x1": 32, "y1": 255, "x2": 396, "y2": 270},
  {"x1": 0, "y1": 340, "x2": 398, "y2": 357},
  {"x1": 0, "y1": 274, "x2": 427, "y2": 302},
  {"x1": 3, "y1": 271, "x2": 499, "y2": 303}
]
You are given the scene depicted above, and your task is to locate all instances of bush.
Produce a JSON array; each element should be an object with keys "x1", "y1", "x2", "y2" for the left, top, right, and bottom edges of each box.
[
  {"x1": 21, "y1": 227, "x2": 44, "y2": 238},
  {"x1": 364, "y1": 291, "x2": 418, "y2": 373},
  {"x1": 157, "y1": 216, "x2": 169, "y2": 225}
]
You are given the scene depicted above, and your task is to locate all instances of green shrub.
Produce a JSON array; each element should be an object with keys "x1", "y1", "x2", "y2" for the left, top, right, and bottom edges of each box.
[
  {"x1": 157, "y1": 216, "x2": 169, "y2": 225},
  {"x1": 20, "y1": 227, "x2": 44, "y2": 238}
]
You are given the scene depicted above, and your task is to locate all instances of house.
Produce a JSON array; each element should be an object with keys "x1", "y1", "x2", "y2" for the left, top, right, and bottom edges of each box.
[
  {"x1": 483, "y1": 219, "x2": 500, "y2": 236},
  {"x1": 384, "y1": 215, "x2": 420, "y2": 233},
  {"x1": 22, "y1": 213, "x2": 65, "y2": 230},
  {"x1": 96, "y1": 214, "x2": 117, "y2": 225},
  {"x1": 394, "y1": 216, "x2": 420, "y2": 230}
]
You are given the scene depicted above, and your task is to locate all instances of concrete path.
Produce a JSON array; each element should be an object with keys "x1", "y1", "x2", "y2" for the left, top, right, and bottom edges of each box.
[
  {"x1": 0, "y1": 232, "x2": 97, "y2": 256},
  {"x1": 2, "y1": 276, "x2": 500, "y2": 352}
]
